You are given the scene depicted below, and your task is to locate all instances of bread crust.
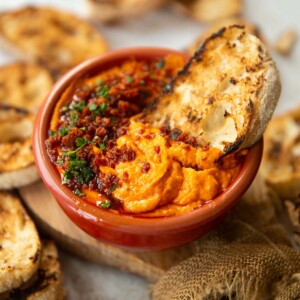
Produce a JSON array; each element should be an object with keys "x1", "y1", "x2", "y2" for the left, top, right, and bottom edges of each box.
[
  {"x1": 0, "y1": 6, "x2": 108, "y2": 77},
  {"x1": 172, "y1": 0, "x2": 243, "y2": 23},
  {"x1": 146, "y1": 26, "x2": 281, "y2": 153},
  {"x1": 0, "y1": 192, "x2": 41, "y2": 293},
  {"x1": 0, "y1": 63, "x2": 53, "y2": 112},
  {"x1": 261, "y1": 106, "x2": 300, "y2": 199},
  {"x1": 0, "y1": 106, "x2": 40, "y2": 189},
  {"x1": 188, "y1": 18, "x2": 265, "y2": 55},
  {"x1": 87, "y1": 0, "x2": 167, "y2": 23}
]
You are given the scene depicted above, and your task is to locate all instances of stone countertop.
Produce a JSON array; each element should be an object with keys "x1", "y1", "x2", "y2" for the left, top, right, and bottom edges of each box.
[{"x1": 0, "y1": 0, "x2": 299, "y2": 299}]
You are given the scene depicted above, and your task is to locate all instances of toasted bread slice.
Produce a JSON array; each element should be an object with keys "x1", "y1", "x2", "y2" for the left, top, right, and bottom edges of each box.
[
  {"x1": 0, "y1": 106, "x2": 39, "y2": 189},
  {"x1": 88, "y1": 0, "x2": 167, "y2": 23},
  {"x1": 261, "y1": 107, "x2": 300, "y2": 199},
  {"x1": 4, "y1": 240, "x2": 65, "y2": 300},
  {"x1": 145, "y1": 26, "x2": 280, "y2": 153},
  {"x1": 188, "y1": 18, "x2": 264, "y2": 55},
  {"x1": 0, "y1": 63, "x2": 53, "y2": 112},
  {"x1": 172, "y1": 0, "x2": 243, "y2": 23},
  {"x1": 0, "y1": 192, "x2": 41, "y2": 293},
  {"x1": 0, "y1": 6, "x2": 108, "y2": 77}
]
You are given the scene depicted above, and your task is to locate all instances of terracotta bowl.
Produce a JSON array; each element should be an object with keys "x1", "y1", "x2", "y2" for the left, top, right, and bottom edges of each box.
[{"x1": 33, "y1": 47, "x2": 263, "y2": 251}]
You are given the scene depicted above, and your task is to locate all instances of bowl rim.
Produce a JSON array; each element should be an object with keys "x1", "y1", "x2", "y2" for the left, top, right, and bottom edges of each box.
[{"x1": 34, "y1": 46, "x2": 263, "y2": 235}]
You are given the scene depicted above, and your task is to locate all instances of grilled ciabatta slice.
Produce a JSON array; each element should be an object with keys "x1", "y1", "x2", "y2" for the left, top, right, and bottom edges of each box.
[
  {"x1": 87, "y1": 0, "x2": 167, "y2": 23},
  {"x1": 261, "y1": 106, "x2": 300, "y2": 199},
  {"x1": 0, "y1": 192, "x2": 41, "y2": 294},
  {"x1": 0, "y1": 63, "x2": 53, "y2": 112},
  {"x1": 145, "y1": 26, "x2": 281, "y2": 153},
  {"x1": 0, "y1": 6, "x2": 108, "y2": 77},
  {"x1": 0, "y1": 105, "x2": 39, "y2": 189},
  {"x1": 4, "y1": 240, "x2": 65, "y2": 300}
]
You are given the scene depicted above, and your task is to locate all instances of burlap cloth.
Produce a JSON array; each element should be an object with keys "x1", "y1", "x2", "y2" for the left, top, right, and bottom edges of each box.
[{"x1": 150, "y1": 175, "x2": 300, "y2": 300}]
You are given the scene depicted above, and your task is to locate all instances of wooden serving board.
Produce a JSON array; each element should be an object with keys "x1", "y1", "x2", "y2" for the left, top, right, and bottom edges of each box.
[{"x1": 19, "y1": 180, "x2": 198, "y2": 282}]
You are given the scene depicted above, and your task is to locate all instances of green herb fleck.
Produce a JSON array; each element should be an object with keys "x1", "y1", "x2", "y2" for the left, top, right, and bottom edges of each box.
[
  {"x1": 96, "y1": 84, "x2": 110, "y2": 98},
  {"x1": 82, "y1": 85, "x2": 88, "y2": 91},
  {"x1": 98, "y1": 200, "x2": 111, "y2": 209},
  {"x1": 48, "y1": 130, "x2": 55, "y2": 137},
  {"x1": 99, "y1": 143, "x2": 106, "y2": 151},
  {"x1": 110, "y1": 116, "x2": 117, "y2": 123},
  {"x1": 74, "y1": 189, "x2": 85, "y2": 197},
  {"x1": 57, "y1": 157, "x2": 63, "y2": 164},
  {"x1": 63, "y1": 154, "x2": 94, "y2": 185},
  {"x1": 71, "y1": 100, "x2": 86, "y2": 112},
  {"x1": 96, "y1": 79, "x2": 103, "y2": 86},
  {"x1": 60, "y1": 106, "x2": 69, "y2": 113},
  {"x1": 80, "y1": 127, "x2": 86, "y2": 131},
  {"x1": 140, "y1": 80, "x2": 145, "y2": 86},
  {"x1": 58, "y1": 127, "x2": 69, "y2": 137},
  {"x1": 88, "y1": 103, "x2": 108, "y2": 116},
  {"x1": 76, "y1": 137, "x2": 86, "y2": 147},
  {"x1": 126, "y1": 75, "x2": 133, "y2": 84},
  {"x1": 156, "y1": 59, "x2": 165, "y2": 69},
  {"x1": 70, "y1": 113, "x2": 78, "y2": 126},
  {"x1": 108, "y1": 184, "x2": 118, "y2": 194}
]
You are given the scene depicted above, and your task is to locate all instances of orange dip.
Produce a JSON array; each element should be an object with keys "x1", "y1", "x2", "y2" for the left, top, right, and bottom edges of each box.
[{"x1": 45, "y1": 55, "x2": 246, "y2": 217}]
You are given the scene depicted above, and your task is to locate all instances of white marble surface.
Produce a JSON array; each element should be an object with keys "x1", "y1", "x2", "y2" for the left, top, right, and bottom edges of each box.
[{"x1": 0, "y1": 0, "x2": 299, "y2": 299}]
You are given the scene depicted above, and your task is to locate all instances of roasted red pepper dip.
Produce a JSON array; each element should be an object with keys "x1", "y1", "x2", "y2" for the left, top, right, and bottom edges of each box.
[{"x1": 46, "y1": 55, "x2": 247, "y2": 217}]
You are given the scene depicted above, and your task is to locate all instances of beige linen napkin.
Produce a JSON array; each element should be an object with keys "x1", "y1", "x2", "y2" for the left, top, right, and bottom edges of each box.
[{"x1": 150, "y1": 175, "x2": 300, "y2": 300}]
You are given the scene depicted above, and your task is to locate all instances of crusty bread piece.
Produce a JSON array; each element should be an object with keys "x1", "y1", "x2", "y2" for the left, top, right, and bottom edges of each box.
[
  {"x1": 0, "y1": 106, "x2": 39, "y2": 189},
  {"x1": 0, "y1": 63, "x2": 53, "y2": 112},
  {"x1": 0, "y1": 192, "x2": 41, "y2": 293},
  {"x1": 275, "y1": 29, "x2": 297, "y2": 56},
  {"x1": 87, "y1": 0, "x2": 167, "y2": 23},
  {"x1": 261, "y1": 106, "x2": 300, "y2": 199},
  {"x1": 145, "y1": 26, "x2": 281, "y2": 153},
  {"x1": 172, "y1": 0, "x2": 243, "y2": 23},
  {"x1": 188, "y1": 18, "x2": 264, "y2": 55},
  {"x1": 0, "y1": 6, "x2": 108, "y2": 77},
  {"x1": 3, "y1": 240, "x2": 66, "y2": 300}
]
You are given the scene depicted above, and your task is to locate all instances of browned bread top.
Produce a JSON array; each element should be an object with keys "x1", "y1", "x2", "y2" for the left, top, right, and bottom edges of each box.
[
  {"x1": 0, "y1": 6, "x2": 108, "y2": 77},
  {"x1": 145, "y1": 26, "x2": 281, "y2": 153},
  {"x1": 173, "y1": 0, "x2": 243, "y2": 23},
  {"x1": 0, "y1": 63, "x2": 53, "y2": 112},
  {"x1": 0, "y1": 192, "x2": 41, "y2": 293}
]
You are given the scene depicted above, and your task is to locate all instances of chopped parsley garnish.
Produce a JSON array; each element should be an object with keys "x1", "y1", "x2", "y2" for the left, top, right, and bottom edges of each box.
[
  {"x1": 57, "y1": 157, "x2": 63, "y2": 164},
  {"x1": 62, "y1": 153, "x2": 94, "y2": 185},
  {"x1": 156, "y1": 59, "x2": 165, "y2": 69},
  {"x1": 58, "y1": 127, "x2": 69, "y2": 137},
  {"x1": 97, "y1": 199, "x2": 111, "y2": 209},
  {"x1": 60, "y1": 106, "x2": 69, "y2": 113},
  {"x1": 88, "y1": 103, "x2": 108, "y2": 117},
  {"x1": 82, "y1": 85, "x2": 88, "y2": 91},
  {"x1": 96, "y1": 84, "x2": 110, "y2": 98},
  {"x1": 48, "y1": 130, "x2": 55, "y2": 137},
  {"x1": 126, "y1": 75, "x2": 133, "y2": 84},
  {"x1": 76, "y1": 137, "x2": 87, "y2": 147},
  {"x1": 71, "y1": 100, "x2": 86, "y2": 112},
  {"x1": 70, "y1": 113, "x2": 78, "y2": 126},
  {"x1": 74, "y1": 189, "x2": 85, "y2": 197},
  {"x1": 96, "y1": 79, "x2": 103, "y2": 86},
  {"x1": 99, "y1": 143, "x2": 106, "y2": 151},
  {"x1": 110, "y1": 116, "x2": 117, "y2": 123},
  {"x1": 108, "y1": 184, "x2": 118, "y2": 194}
]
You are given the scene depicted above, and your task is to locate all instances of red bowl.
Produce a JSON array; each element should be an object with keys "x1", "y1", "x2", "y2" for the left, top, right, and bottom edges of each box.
[{"x1": 33, "y1": 47, "x2": 263, "y2": 251}]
